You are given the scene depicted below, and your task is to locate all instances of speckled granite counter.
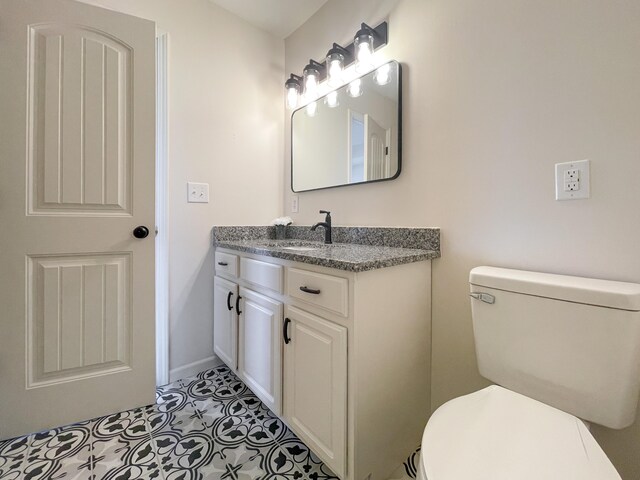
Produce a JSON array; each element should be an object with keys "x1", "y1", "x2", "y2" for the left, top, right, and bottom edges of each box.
[{"x1": 212, "y1": 226, "x2": 440, "y2": 272}]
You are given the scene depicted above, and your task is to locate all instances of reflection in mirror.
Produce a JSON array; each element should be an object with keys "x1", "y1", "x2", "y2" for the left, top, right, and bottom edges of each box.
[{"x1": 292, "y1": 60, "x2": 401, "y2": 192}]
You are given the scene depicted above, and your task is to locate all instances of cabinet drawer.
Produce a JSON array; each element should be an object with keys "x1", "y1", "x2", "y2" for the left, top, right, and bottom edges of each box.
[
  {"x1": 287, "y1": 268, "x2": 348, "y2": 317},
  {"x1": 215, "y1": 251, "x2": 239, "y2": 277},
  {"x1": 240, "y1": 257, "x2": 283, "y2": 294}
]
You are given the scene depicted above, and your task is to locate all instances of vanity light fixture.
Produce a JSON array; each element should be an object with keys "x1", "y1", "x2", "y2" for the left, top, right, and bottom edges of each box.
[
  {"x1": 354, "y1": 23, "x2": 376, "y2": 73},
  {"x1": 302, "y1": 59, "x2": 324, "y2": 100},
  {"x1": 285, "y1": 74, "x2": 302, "y2": 109},
  {"x1": 326, "y1": 43, "x2": 352, "y2": 88},
  {"x1": 284, "y1": 21, "x2": 388, "y2": 109}
]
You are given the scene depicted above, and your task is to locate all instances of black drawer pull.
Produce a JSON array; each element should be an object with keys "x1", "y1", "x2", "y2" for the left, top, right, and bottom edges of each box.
[
  {"x1": 218, "y1": 261, "x2": 228, "y2": 266},
  {"x1": 283, "y1": 318, "x2": 291, "y2": 344},
  {"x1": 299, "y1": 286, "x2": 321, "y2": 295},
  {"x1": 226, "y1": 291, "x2": 233, "y2": 311},
  {"x1": 235, "y1": 295, "x2": 242, "y2": 315}
]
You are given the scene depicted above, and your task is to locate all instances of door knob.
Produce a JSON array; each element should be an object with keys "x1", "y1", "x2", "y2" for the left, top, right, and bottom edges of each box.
[{"x1": 133, "y1": 226, "x2": 150, "y2": 239}]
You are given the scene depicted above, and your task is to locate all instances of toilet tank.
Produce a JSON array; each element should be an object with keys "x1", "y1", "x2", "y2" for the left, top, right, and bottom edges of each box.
[{"x1": 469, "y1": 266, "x2": 640, "y2": 429}]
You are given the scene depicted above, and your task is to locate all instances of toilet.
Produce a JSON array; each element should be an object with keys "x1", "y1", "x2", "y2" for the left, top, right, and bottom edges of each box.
[{"x1": 417, "y1": 266, "x2": 640, "y2": 480}]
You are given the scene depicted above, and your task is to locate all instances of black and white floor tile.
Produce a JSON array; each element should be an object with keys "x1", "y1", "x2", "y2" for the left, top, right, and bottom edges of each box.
[
  {"x1": 0, "y1": 365, "x2": 420, "y2": 480},
  {"x1": 389, "y1": 447, "x2": 420, "y2": 480}
]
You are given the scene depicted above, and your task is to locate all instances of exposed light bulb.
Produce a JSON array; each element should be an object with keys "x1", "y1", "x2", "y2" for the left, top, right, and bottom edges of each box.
[
  {"x1": 354, "y1": 29, "x2": 375, "y2": 73},
  {"x1": 306, "y1": 101, "x2": 318, "y2": 117},
  {"x1": 327, "y1": 44, "x2": 348, "y2": 88},
  {"x1": 357, "y1": 42, "x2": 372, "y2": 63},
  {"x1": 304, "y1": 73, "x2": 318, "y2": 99},
  {"x1": 328, "y1": 59, "x2": 343, "y2": 87},
  {"x1": 374, "y1": 63, "x2": 391, "y2": 85},
  {"x1": 286, "y1": 86, "x2": 299, "y2": 109},
  {"x1": 284, "y1": 74, "x2": 301, "y2": 110},
  {"x1": 325, "y1": 91, "x2": 339, "y2": 108},
  {"x1": 348, "y1": 79, "x2": 362, "y2": 98}
]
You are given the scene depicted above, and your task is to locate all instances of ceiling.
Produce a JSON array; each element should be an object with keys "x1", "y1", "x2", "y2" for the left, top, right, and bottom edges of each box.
[{"x1": 210, "y1": 0, "x2": 329, "y2": 39}]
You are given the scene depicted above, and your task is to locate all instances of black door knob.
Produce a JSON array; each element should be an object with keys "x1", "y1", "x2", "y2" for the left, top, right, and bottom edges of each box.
[{"x1": 133, "y1": 226, "x2": 150, "y2": 239}]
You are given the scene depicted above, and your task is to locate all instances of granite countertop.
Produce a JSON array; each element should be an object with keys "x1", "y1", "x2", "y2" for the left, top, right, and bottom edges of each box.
[{"x1": 213, "y1": 226, "x2": 440, "y2": 272}]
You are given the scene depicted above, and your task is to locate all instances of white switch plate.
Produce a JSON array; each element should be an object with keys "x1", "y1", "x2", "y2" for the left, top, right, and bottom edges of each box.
[
  {"x1": 291, "y1": 195, "x2": 299, "y2": 213},
  {"x1": 187, "y1": 182, "x2": 209, "y2": 203},
  {"x1": 555, "y1": 160, "x2": 590, "y2": 200}
]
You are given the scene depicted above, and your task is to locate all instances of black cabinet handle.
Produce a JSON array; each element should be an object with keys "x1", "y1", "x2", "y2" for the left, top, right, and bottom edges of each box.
[
  {"x1": 235, "y1": 295, "x2": 242, "y2": 315},
  {"x1": 283, "y1": 318, "x2": 291, "y2": 344},
  {"x1": 299, "y1": 286, "x2": 321, "y2": 295},
  {"x1": 133, "y1": 226, "x2": 149, "y2": 239},
  {"x1": 226, "y1": 291, "x2": 233, "y2": 311},
  {"x1": 218, "y1": 261, "x2": 228, "y2": 266}
]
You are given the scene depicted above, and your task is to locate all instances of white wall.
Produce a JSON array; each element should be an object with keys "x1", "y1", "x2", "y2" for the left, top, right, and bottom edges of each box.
[
  {"x1": 79, "y1": 0, "x2": 284, "y2": 379},
  {"x1": 284, "y1": 0, "x2": 640, "y2": 478}
]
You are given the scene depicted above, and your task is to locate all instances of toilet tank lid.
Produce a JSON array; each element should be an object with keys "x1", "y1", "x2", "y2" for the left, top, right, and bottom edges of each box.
[{"x1": 470, "y1": 266, "x2": 640, "y2": 311}]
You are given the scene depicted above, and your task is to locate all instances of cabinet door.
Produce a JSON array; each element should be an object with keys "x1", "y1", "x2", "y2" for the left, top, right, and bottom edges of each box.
[
  {"x1": 214, "y1": 276, "x2": 238, "y2": 370},
  {"x1": 238, "y1": 287, "x2": 283, "y2": 415},
  {"x1": 284, "y1": 306, "x2": 347, "y2": 478}
]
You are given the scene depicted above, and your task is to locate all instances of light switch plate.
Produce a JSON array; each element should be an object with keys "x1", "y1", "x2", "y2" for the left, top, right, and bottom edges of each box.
[
  {"x1": 188, "y1": 182, "x2": 209, "y2": 203},
  {"x1": 291, "y1": 195, "x2": 299, "y2": 213},
  {"x1": 555, "y1": 160, "x2": 590, "y2": 200}
]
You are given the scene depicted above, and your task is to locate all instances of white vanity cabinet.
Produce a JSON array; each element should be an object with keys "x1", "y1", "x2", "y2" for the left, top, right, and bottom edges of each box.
[
  {"x1": 213, "y1": 247, "x2": 432, "y2": 480},
  {"x1": 214, "y1": 251, "x2": 284, "y2": 415}
]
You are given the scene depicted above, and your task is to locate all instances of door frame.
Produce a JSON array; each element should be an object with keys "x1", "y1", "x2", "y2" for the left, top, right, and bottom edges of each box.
[{"x1": 155, "y1": 31, "x2": 169, "y2": 386}]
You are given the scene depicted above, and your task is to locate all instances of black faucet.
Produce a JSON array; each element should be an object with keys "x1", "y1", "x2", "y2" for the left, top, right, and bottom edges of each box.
[{"x1": 311, "y1": 210, "x2": 332, "y2": 244}]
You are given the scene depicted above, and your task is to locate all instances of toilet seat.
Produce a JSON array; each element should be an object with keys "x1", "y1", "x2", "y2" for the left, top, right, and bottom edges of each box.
[{"x1": 419, "y1": 385, "x2": 621, "y2": 480}]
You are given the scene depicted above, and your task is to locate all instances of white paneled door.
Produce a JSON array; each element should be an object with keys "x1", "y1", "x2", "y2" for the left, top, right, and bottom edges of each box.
[
  {"x1": 238, "y1": 287, "x2": 283, "y2": 416},
  {"x1": 213, "y1": 277, "x2": 238, "y2": 370},
  {"x1": 0, "y1": 0, "x2": 156, "y2": 439},
  {"x1": 283, "y1": 306, "x2": 347, "y2": 478},
  {"x1": 365, "y1": 114, "x2": 388, "y2": 181}
]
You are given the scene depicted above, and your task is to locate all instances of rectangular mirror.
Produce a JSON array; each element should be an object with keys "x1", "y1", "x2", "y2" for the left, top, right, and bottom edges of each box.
[{"x1": 291, "y1": 60, "x2": 401, "y2": 192}]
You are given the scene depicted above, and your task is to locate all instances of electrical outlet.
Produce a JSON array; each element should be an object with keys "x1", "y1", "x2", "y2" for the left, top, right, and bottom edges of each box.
[
  {"x1": 555, "y1": 160, "x2": 590, "y2": 200},
  {"x1": 187, "y1": 182, "x2": 209, "y2": 203},
  {"x1": 291, "y1": 195, "x2": 299, "y2": 213},
  {"x1": 565, "y1": 169, "x2": 580, "y2": 181}
]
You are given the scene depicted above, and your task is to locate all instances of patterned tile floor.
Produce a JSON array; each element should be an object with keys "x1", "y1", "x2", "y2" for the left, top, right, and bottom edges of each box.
[
  {"x1": 0, "y1": 365, "x2": 420, "y2": 480},
  {"x1": 389, "y1": 448, "x2": 419, "y2": 480}
]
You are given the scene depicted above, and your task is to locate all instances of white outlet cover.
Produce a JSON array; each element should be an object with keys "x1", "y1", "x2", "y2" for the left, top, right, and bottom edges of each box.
[
  {"x1": 188, "y1": 182, "x2": 209, "y2": 203},
  {"x1": 291, "y1": 195, "x2": 299, "y2": 213},
  {"x1": 555, "y1": 160, "x2": 590, "y2": 200}
]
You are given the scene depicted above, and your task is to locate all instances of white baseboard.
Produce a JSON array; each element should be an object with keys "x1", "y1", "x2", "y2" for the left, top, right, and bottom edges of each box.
[{"x1": 168, "y1": 355, "x2": 222, "y2": 384}]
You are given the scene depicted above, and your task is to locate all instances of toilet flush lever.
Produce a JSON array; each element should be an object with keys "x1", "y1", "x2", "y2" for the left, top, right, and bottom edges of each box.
[{"x1": 470, "y1": 292, "x2": 495, "y2": 304}]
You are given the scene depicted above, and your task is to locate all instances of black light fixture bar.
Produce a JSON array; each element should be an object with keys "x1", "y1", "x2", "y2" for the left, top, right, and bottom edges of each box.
[
  {"x1": 297, "y1": 21, "x2": 388, "y2": 83},
  {"x1": 368, "y1": 21, "x2": 389, "y2": 50}
]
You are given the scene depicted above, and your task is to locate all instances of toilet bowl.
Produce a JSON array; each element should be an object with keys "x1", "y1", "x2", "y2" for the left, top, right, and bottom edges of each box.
[
  {"x1": 415, "y1": 266, "x2": 640, "y2": 480},
  {"x1": 416, "y1": 386, "x2": 620, "y2": 480}
]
